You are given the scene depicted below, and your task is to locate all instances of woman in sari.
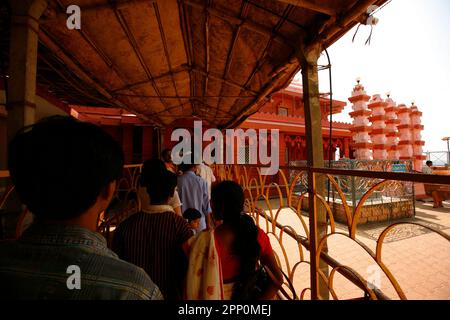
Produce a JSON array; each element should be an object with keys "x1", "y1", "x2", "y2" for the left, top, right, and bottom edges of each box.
[{"x1": 185, "y1": 180, "x2": 282, "y2": 300}]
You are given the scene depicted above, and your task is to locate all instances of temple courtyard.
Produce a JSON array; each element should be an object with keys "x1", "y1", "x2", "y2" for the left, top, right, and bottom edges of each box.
[{"x1": 258, "y1": 199, "x2": 450, "y2": 300}]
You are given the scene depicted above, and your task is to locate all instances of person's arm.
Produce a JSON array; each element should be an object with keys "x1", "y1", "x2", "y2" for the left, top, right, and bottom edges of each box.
[
  {"x1": 209, "y1": 167, "x2": 216, "y2": 183},
  {"x1": 259, "y1": 251, "x2": 283, "y2": 300},
  {"x1": 205, "y1": 213, "x2": 213, "y2": 230},
  {"x1": 175, "y1": 215, "x2": 195, "y2": 256},
  {"x1": 256, "y1": 229, "x2": 283, "y2": 300},
  {"x1": 170, "y1": 189, "x2": 183, "y2": 216},
  {"x1": 201, "y1": 180, "x2": 213, "y2": 230}
]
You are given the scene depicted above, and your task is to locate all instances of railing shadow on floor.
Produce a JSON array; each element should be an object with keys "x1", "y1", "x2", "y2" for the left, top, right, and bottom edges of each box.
[{"x1": 212, "y1": 164, "x2": 450, "y2": 300}]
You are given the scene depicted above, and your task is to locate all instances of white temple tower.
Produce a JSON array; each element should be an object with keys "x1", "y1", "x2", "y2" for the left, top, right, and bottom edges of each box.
[
  {"x1": 384, "y1": 94, "x2": 400, "y2": 160},
  {"x1": 368, "y1": 94, "x2": 388, "y2": 160},
  {"x1": 410, "y1": 103, "x2": 426, "y2": 171},
  {"x1": 348, "y1": 80, "x2": 372, "y2": 160},
  {"x1": 397, "y1": 104, "x2": 414, "y2": 161}
]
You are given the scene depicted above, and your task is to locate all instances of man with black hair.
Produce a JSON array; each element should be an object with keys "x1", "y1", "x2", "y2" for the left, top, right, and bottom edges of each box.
[
  {"x1": 138, "y1": 158, "x2": 182, "y2": 215},
  {"x1": 423, "y1": 160, "x2": 433, "y2": 174},
  {"x1": 0, "y1": 116, "x2": 162, "y2": 299},
  {"x1": 112, "y1": 168, "x2": 193, "y2": 300},
  {"x1": 423, "y1": 160, "x2": 448, "y2": 208}
]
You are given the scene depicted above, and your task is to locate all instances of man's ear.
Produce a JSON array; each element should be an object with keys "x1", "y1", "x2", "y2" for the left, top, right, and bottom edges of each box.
[{"x1": 101, "y1": 180, "x2": 117, "y2": 204}]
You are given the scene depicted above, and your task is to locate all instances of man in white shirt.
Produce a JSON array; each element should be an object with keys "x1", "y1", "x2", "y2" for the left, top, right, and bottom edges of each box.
[
  {"x1": 422, "y1": 161, "x2": 433, "y2": 174},
  {"x1": 422, "y1": 160, "x2": 445, "y2": 208},
  {"x1": 197, "y1": 162, "x2": 216, "y2": 197}
]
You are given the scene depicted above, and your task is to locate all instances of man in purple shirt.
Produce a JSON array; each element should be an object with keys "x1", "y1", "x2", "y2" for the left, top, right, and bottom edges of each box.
[{"x1": 177, "y1": 163, "x2": 212, "y2": 233}]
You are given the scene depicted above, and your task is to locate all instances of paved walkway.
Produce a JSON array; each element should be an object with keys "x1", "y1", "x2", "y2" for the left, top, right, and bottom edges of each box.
[{"x1": 257, "y1": 199, "x2": 450, "y2": 300}]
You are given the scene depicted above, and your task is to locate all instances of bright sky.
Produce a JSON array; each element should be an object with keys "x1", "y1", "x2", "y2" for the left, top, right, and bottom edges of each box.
[{"x1": 297, "y1": 0, "x2": 450, "y2": 152}]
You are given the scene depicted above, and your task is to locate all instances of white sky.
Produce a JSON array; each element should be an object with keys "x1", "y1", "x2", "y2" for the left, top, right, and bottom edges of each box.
[{"x1": 296, "y1": 0, "x2": 450, "y2": 152}]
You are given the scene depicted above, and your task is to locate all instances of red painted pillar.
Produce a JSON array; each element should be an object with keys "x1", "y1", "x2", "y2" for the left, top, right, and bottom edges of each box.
[
  {"x1": 0, "y1": 106, "x2": 7, "y2": 169},
  {"x1": 279, "y1": 133, "x2": 286, "y2": 166},
  {"x1": 122, "y1": 126, "x2": 133, "y2": 164},
  {"x1": 163, "y1": 127, "x2": 172, "y2": 149},
  {"x1": 142, "y1": 126, "x2": 153, "y2": 161},
  {"x1": 343, "y1": 138, "x2": 350, "y2": 158}
]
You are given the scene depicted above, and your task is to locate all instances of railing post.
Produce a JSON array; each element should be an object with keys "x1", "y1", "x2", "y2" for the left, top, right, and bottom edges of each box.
[
  {"x1": 0, "y1": 108, "x2": 7, "y2": 171},
  {"x1": 0, "y1": 109, "x2": 7, "y2": 195},
  {"x1": 6, "y1": 0, "x2": 48, "y2": 142},
  {"x1": 351, "y1": 161, "x2": 357, "y2": 215},
  {"x1": 299, "y1": 44, "x2": 329, "y2": 300}
]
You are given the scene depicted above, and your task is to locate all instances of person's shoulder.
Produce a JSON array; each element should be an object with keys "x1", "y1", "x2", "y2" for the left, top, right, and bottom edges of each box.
[
  {"x1": 100, "y1": 253, "x2": 163, "y2": 299},
  {"x1": 172, "y1": 212, "x2": 190, "y2": 226},
  {"x1": 177, "y1": 173, "x2": 190, "y2": 183},
  {"x1": 159, "y1": 210, "x2": 181, "y2": 221},
  {"x1": 117, "y1": 211, "x2": 145, "y2": 225},
  {"x1": 195, "y1": 173, "x2": 208, "y2": 185},
  {"x1": 195, "y1": 173, "x2": 205, "y2": 181},
  {"x1": 256, "y1": 225, "x2": 268, "y2": 233},
  {"x1": 114, "y1": 212, "x2": 149, "y2": 234},
  {"x1": 166, "y1": 211, "x2": 188, "y2": 225},
  {"x1": 256, "y1": 226, "x2": 270, "y2": 239}
]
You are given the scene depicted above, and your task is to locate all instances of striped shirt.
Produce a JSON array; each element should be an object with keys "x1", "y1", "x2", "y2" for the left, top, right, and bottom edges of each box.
[
  {"x1": 0, "y1": 224, "x2": 162, "y2": 300},
  {"x1": 112, "y1": 205, "x2": 193, "y2": 300}
]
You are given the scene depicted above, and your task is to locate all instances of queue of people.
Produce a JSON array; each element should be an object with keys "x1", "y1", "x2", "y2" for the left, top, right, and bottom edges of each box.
[{"x1": 0, "y1": 115, "x2": 282, "y2": 300}]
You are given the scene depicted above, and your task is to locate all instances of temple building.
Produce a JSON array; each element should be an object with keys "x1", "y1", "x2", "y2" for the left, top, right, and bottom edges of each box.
[
  {"x1": 1, "y1": 79, "x2": 352, "y2": 168},
  {"x1": 347, "y1": 80, "x2": 426, "y2": 171},
  {"x1": 1, "y1": 78, "x2": 425, "y2": 170},
  {"x1": 3, "y1": 0, "x2": 450, "y2": 302},
  {"x1": 239, "y1": 80, "x2": 352, "y2": 166}
]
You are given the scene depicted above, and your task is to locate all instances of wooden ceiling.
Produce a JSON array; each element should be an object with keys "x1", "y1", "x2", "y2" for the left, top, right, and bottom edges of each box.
[{"x1": 4, "y1": 0, "x2": 389, "y2": 128}]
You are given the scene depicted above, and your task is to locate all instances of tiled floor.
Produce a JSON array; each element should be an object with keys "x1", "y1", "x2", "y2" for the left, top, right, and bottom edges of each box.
[{"x1": 258, "y1": 199, "x2": 450, "y2": 300}]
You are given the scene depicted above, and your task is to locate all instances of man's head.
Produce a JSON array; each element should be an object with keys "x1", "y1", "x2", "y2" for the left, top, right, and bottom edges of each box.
[
  {"x1": 140, "y1": 158, "x2": 166, "y2": 187},
  {"x1": 146, "y1": 170, "x2": 177, "y2": 205},
  {"x1": 211, "y1": 180, "x2": 244, "y2": 223},
  {"x1": 426, "y1": 160, "x2": 433, "y2": 167},
  {"x1": 8, "y1": 116, "x2": 124, "y2": 222},
  {"x1": 183, "y1": 208, "x2": 202, "y2": 230}
]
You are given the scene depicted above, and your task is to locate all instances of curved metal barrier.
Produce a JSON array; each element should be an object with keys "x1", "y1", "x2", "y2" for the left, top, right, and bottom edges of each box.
[
  {"x1": 2, "y1": 165, "x2": 449, "y2": 300},
  {"x1": 213, "y1": 164, "x2": 450, "y2": 300}
]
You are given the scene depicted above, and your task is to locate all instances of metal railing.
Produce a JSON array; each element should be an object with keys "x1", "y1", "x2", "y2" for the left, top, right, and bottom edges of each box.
[
  {"x1": 289, "y1": 160, "x2": 415, "y2": 219},
  {"x1": 213, "y1": 164, "x2": 450, "y2": 300},
  {"x1": 2, "y1": 165, "x2": 450, "y2": 300},
  {"x1": 425, "y1": 151, "x2": 450, "y2": 167}
]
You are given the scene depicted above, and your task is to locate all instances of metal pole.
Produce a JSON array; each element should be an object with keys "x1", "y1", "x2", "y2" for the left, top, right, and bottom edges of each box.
[
  {"x1": 447, "y1": 140, "x2": 450, "y2": 166},
  {"x1": 299, "y1": 44, "x2": 329, "y2": 300},
  {"x1": 351, "y1": 161, "x2": 356, "y2": 215}
]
